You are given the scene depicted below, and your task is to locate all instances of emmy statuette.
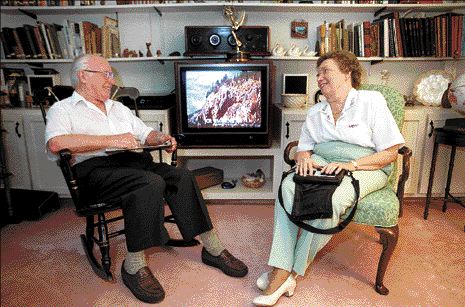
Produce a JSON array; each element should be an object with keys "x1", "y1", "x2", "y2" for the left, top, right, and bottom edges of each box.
[{"x1": 224, "y1": 6, "x2": 250, "y2": 62}]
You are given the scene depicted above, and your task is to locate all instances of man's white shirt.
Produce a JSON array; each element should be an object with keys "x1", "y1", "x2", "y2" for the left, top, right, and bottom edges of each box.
[{"x1": 45, "y1": 91, "x2": 153, "y2": 164}]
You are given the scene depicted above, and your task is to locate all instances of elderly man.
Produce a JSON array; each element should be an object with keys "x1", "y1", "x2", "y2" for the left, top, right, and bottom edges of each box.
[{"x1": 45, "y1": 54, "x2": 248, "y2": 304}]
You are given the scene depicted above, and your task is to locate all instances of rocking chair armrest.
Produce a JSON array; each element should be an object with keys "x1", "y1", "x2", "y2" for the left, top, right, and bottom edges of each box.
[
  {"x1": 396, "y1": 145, "x2": 412, "y2": 217},
  {"x1": 284, "y1": 140, "x2": 299, "y2": 167}
]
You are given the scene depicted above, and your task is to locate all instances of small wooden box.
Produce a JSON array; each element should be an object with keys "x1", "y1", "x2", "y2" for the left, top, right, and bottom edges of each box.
[{"x1": 192, "y1": 167, "x2": 224, "y2": 190}]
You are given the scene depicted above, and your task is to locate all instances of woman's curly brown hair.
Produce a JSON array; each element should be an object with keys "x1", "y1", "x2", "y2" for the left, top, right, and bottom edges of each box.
[{"x1": 316, "y1": 50, "x2": 363, "y2": 89}]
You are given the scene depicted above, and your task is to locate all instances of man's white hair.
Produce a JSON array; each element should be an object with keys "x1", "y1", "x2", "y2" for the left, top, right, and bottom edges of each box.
[{"x1": 70, "y1": 54, "x2": 92, "y2": 88}]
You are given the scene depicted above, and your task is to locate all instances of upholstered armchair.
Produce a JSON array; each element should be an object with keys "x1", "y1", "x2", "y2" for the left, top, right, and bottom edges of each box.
[{"x1": 283, "y1": 84, "x2": 412, "y2": 295}]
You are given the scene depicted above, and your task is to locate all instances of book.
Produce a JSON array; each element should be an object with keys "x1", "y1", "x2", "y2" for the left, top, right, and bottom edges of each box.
[
  {"x1": 362, "y1": 20, "x2": 371, "y2": 57},
  {"x1": 0, "y1": 29, "x2": 15, "y2": 58},
  {"x1": 105, "y1": 142, "x2": 172, "y2": 154},
  {"x1": 38, "y1": 22, "x2": 54, "y2": 59},
  {"x1": 23, "y1": 24, "x2": 41, "y2": 59},
  {"x1": 32, "y1": 25, "x2": 48, "y2": 59}
]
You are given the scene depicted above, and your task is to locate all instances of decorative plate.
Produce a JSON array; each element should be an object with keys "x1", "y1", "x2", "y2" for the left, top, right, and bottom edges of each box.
[{"x1": 413, "y1": 70, "x2": 453, "y2": 107}]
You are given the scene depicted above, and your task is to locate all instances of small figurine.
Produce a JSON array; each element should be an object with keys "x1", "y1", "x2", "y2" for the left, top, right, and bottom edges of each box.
[
  {"x1": 156, "y1": 49, "x2": 162, "y2": 57},
  {"x1": 403, "y1": 95, "x2": 416, "y2": 107},
  {"x1": 138, "y1": 50, "x2": 143, "y2": 57},
  {"x1": 146, "y1": 42, "x2": 153, "y2": 57}
]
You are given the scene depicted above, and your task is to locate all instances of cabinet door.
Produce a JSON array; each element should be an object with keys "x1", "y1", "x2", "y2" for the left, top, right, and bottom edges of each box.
[
  {"x1": 139, "y1": 110, "x2": 172, "y2": 164},
  {"x1": 22, "y1": 114, "x2": 68, "y2": 196},
  {"x1": 419, "y1": 114, "x2": 465, "y2": 196},
  {"x1": 281, "y1": 113, "x2": 305, "y2": 171},
  {"x1": 2, "y1": 117, "x2": 32, "y2": 189},
  {"x1": 400, "y1": 114, "x2": 426, "y2": 195}
]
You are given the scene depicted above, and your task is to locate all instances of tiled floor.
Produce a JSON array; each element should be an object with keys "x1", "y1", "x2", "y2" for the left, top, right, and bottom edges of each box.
[{"x1": 1, "y1": 198, "x2": 464, "y2": 306}]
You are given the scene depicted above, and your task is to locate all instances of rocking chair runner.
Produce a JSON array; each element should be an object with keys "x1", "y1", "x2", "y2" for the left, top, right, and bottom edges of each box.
[
  {"x1": 283, "y1": 84, "x2": 412, "y2": 295},
  {"x1": 37, "y1": 85, "x2": 199, "y2": 282}
]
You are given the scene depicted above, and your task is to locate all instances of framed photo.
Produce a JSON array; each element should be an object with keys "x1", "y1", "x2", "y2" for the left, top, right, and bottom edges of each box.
[
  {"x1": 282, "y1": 74, "x2": 309, "y2": 95},
  {"x1": 291, "y1": 21, "x2": 308, "y2": 39}
]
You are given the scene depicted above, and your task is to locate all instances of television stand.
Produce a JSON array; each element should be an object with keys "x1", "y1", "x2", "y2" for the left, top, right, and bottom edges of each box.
[{"x1": 177, "y1": 140, "x2": 282, "y2": 200}]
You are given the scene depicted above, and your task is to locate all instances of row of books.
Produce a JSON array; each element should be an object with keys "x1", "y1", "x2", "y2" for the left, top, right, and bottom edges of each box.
[
  {"x1": 0, "y1": 16, "x2": 121, "y2": 60},
  {"x1": 306, "y1": 0, "x2": 445, "y2": 3},
  {"x1": 0, "y1": 0, "x2": 452, "y2": 5},
  {"x1": 317, "y1": 12, "x2": 464, "y2": 58}
]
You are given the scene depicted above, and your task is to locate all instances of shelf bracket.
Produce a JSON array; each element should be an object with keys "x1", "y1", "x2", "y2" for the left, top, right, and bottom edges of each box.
[
  {"x1": 18, "y1": 8, "x2": 37, "y2": 20},
  {"x1": 153, "y1": 6, "x2": 162, "y2": 17},
  {"x1": 401, "y1": 9, "x2": 414, "y2": 19},
  {"x1": 370, "y1": 59, "x2": 384, "y2": 66},
  {"x1": 374, "y1": 7, "x2": 386, "y2": 18}
]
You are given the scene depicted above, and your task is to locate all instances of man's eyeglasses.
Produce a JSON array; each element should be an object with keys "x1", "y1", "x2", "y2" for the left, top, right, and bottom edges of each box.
[{"x1": 84, "y1": 70, "x2": 114, "y2": 79}]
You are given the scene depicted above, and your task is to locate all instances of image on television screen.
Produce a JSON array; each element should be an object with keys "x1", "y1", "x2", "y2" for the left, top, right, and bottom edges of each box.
[{"x1": 185, "y1": 70, "x2": 262, "y2": 129}]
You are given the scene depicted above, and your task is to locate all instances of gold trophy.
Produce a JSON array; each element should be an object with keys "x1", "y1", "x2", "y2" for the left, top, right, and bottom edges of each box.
[{"x1": 224, "y1": 6, "x2": 250, "y2": 62}]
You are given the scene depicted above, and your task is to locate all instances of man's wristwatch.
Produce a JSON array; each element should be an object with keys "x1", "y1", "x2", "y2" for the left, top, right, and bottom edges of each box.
[{"x1": 350, "y1": 160, "x2": 358, "y2": 170}]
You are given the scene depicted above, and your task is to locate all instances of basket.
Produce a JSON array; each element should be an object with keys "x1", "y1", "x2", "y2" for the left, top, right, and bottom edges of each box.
[
  {"x1": 281, "y1": 93, "x2": 308, "y2": 108},
  {"x1": 241, "y1": 176, "x2": 266, "y2": 189}
]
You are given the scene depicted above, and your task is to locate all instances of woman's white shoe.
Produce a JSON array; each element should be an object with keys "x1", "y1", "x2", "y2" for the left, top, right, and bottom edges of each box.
[
  {"x1": 256, "y1": 271, "x2": 270, "y2": 291},
  {"x1": 252, "y1": 274, "x2": 296, "y2": 306}
]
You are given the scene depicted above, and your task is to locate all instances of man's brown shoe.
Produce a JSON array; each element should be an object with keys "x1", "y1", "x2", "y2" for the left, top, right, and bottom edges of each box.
[
  {"x1": 121, "y1": 261, "x2": 165, "y2": 304},
  {"x1": 201, "y1": 247, "x2": 248, "y2": 277}
]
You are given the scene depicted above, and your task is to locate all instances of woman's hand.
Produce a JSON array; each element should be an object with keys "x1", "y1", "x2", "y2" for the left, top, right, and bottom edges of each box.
[
  {"x1": 294, "y1": 151, "x2": 321, "y2": 176},
  {"x1": 321, "y1": 161, "x2": 355, "y2": 175}
]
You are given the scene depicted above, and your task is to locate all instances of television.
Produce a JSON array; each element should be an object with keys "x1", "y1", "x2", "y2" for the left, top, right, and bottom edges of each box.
[{"x1": 175, "y1": 61, "x2": 273, "y2": 148}]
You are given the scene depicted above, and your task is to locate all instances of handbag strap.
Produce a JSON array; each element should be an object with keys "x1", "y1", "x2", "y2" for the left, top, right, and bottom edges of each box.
[{"x1": 278, "y1": 168, "x2": 360, "y2": 235}]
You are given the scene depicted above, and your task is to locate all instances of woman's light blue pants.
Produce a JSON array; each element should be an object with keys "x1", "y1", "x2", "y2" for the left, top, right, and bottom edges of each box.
[{"x1": 268, "y1": 154, "x2": 388, "y2": 276}]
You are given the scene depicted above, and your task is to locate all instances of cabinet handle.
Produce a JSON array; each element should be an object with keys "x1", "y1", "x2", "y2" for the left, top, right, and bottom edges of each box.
[
  {"x1": 428, "y1": 120, "x2": 434, "y2": 138},
  {"x1": 285, "y1": 122, "x2": 290, "y2": 139},
  {"x1": 15, "y1": 122, "x2": 22, "y2": 138}
]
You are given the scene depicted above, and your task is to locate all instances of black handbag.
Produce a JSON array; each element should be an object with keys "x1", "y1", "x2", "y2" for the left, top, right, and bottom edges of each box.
[{"x1": 278, "y1": 167, "x2": 360, "y2": 235}]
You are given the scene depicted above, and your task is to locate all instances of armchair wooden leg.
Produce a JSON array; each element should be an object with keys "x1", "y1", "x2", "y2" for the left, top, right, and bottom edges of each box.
[{"x1": 374, "y1": 225, "x2": 399, "y2": 295}]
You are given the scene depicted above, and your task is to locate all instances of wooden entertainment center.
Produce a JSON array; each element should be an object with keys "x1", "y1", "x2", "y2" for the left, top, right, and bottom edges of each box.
[{"x1": 1, "y1": 2, "x2": 464, "y2": 200}]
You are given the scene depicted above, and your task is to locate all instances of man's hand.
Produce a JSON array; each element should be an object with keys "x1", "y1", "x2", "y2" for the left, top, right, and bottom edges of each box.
[
  {"x1": 110, "y1": 133, "x2": 139, "y2": 149},
  {"x1": 164, "y1": 135, "x2": 177, "y2": 153}
]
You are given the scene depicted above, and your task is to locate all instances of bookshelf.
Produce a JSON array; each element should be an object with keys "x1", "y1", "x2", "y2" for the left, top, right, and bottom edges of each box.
[
  {"x1": 0, "y1": 3, "x2": 464, "y2": 14},
  {"x1": 1, "y1": 2, "x2": 464, "y2": 200}
]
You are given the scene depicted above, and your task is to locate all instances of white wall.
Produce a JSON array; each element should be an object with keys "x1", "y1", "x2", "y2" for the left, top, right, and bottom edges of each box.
[{"x1": 1, "y1": 7, "x2": 464, "y2": 97}]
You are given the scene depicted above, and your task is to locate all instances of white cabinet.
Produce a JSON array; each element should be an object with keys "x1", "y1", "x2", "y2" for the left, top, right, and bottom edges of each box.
[
  {"x1": 1, "y1": 108, "x2": 174, "y2": 197},
  {"x1": 139, "y1": 108, "x2": 175, "y2": 164},
  {"x1": 402, "y1": 106, "x2": 465, "y2": 197},
  {"x1": 1, "y1": 110, "x2": 32, "y2": 189},
  {"x1": 275, "y1": 104, "x2": 308, "y2": 172},
  {"x1": 22, "y1": 112, "x2": 68, "y2": 195}
]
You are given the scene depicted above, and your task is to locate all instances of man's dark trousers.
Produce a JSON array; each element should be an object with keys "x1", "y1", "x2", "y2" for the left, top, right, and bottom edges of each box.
[{"x1": 74, "y1": 151, "x2": 213, "y2": 252}]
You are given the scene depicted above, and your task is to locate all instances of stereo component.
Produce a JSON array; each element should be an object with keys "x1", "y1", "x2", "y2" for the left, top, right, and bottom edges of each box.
[{"x1": 184, "y1": 26, "x2": 271, "y2": 56}]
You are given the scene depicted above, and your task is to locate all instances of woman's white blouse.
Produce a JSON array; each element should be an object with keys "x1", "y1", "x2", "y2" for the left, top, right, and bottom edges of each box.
[{"x1": 297, "y1": 88, "x2": 405, "y2": 153}]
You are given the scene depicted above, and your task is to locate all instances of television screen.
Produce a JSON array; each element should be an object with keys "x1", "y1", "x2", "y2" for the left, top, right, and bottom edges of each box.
[
  {"x1": 185, "y1": 69, "x2": 262, "y2": 129},
  {"x1": 175, "y1": 61, "x2": 272, "y2": 148}
]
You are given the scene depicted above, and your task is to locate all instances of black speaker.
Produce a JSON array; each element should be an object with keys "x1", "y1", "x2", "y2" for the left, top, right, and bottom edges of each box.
[{"x1": 184, "y1": 26, "x2": 270, "y2": 56}]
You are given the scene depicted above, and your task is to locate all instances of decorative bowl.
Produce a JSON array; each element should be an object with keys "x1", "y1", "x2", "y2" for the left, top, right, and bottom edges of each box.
[
  {"x1": 282, "y1": 93, "x2": 308, "y2": 108},
  {"x1": 413, "y1": 70, "x2": 453, "y2": 107},
  {"x1": 241, "y1": 169, "x2": 266, "y2": 189},
  {"x1": 241, "y1": 176, "x2": 266, "y2": 189}
]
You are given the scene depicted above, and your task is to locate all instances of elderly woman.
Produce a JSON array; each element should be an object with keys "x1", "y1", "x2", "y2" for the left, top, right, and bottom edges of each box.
[{"x1": 253, "y1": 51, "x2": 405, "y2": 306}]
